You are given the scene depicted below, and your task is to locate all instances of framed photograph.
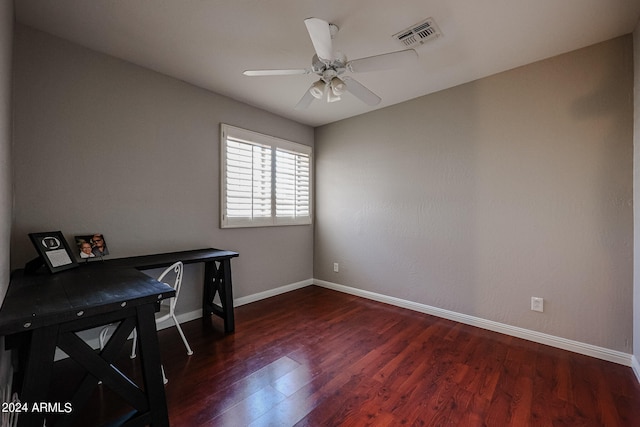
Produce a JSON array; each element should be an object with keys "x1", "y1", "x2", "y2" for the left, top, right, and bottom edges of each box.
[
  {"x1": 74, "y1": 233, "x2": 109, "y2": 260},
  {"x1": 28, "y1": 231, "x2": 79, "y2": 273}
]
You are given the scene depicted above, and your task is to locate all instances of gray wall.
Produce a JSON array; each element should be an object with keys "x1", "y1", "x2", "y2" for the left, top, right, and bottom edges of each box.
[
  {"x1": 0, "y1": 0, "x2": 13, "y2": 397},
  {"x1": 0, "y1": 0, "x2": 11, "y2": 301},
  {"x1": 315, "y1": 36, "x2": 634, "y2": 353},
  {"x1": 11, "y1": 25, "x2": 314, "y2": 317},
  {"x1": 634, "y1": 21, "x2": 640, "y2": 376}
]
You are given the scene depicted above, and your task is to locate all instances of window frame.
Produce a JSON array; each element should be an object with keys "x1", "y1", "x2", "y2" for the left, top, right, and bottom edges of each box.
[{"x1": 220, "y1": 124, "x2": 313, "y2": 228}]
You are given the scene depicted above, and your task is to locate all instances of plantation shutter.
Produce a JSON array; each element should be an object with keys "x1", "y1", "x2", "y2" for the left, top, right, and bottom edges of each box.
[{"x1": 221, "y1": 124, "x2": 312, "y2": 228}]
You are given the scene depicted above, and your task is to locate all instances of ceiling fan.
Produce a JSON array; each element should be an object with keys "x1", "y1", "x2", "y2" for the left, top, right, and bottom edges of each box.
[{"x1": 243, "y1": 17, "x2": 419, "y2": 109}]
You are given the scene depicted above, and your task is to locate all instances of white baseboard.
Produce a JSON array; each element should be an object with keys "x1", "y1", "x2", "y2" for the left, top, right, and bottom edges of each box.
[
  {"x1": 233, "y1": 279, "x2": 314, "y2": 307},
  {"x1": 632, "y1": 355, "x2": 640, "y2": 383},
  {"x1": 161, "y1": 279, "x2": 313, "y2": 324},
  {"x1": 313, "y1": 279, "x2": 634, "y2": 367}
]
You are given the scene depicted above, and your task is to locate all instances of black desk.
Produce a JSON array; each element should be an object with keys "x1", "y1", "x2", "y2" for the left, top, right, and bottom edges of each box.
[
  {"x1": 1, "y1": 247, "x2": 239, "y2": 427},
  {"x1": 2, "y1": 267, "x2": 174, "y2": 427},
  {"x1": 103, "y1": 248, "x2": 239, "y2": 333}
]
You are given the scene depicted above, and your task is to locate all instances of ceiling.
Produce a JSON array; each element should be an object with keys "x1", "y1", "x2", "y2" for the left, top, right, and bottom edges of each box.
[{"x1": 14, "y1": 0, "x2": 640, "y2": 127}]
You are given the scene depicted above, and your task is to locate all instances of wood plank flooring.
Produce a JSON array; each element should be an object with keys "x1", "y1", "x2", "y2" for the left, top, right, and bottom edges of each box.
[{"x1": 52, "y1": 285, "x2": 640, "y2": 426}]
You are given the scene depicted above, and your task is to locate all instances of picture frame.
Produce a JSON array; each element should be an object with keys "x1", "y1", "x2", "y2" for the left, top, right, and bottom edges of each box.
[
  {"x1": 28, "y1": 231, "x2": 79, "y2": 273},
  {"x1": 74, "y1": 233, "x2": 109, "y2": 260}
]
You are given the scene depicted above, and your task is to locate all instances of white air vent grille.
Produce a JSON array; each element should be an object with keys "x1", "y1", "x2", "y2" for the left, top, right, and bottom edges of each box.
[{"x1": 393, "y1": 18, "x2": 441, "y2": 48}]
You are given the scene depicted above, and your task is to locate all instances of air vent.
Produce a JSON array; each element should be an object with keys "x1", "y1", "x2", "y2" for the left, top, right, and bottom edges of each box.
[{"x1": 393, "y1": 18, "x2": 441, "y2": 49}]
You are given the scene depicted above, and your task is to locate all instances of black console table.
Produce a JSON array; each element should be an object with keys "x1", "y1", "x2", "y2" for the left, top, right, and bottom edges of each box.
[
  {"x1": 103, "y1": 248, "x2": 239, "y2": 333},
  {"x1": 0, "y1": 247, "x2": 239, "y2": 427}
]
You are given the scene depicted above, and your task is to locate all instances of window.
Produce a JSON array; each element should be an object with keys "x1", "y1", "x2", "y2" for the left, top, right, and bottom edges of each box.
[{"x1": 220, "y1": 124, "x2": 312, "y2": 228}]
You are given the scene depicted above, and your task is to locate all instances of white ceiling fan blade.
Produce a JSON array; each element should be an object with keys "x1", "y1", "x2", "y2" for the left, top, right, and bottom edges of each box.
[
  {"x1": 343, "y1": 77, "x2": 381, "y2": 106},
  {"x1": 304, "y1": 17, "x2": 334, "y2": 62},
  {"x1": 294, "y1": 87, "x2": 316, "y2": 110},
  {"x1": 347, "y1": 49, "x2": 418, "y2": 73},
  {"x1": 243, "y1": 68, "x2": 310, "y2": 76}
]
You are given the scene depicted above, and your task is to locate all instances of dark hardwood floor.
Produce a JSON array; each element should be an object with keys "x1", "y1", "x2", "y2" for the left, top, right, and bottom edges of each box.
[{"x1": 52, "y1": 285, "x2": 640, "y2": 426}]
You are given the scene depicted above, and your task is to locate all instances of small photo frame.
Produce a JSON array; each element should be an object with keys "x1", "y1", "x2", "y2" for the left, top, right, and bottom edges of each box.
[
  {"x1": 28, "y1": 231, "x2": 78, "y2": 273},
  {"x1": 74, "y1": 233, "x2": 109, "y2": 260}
]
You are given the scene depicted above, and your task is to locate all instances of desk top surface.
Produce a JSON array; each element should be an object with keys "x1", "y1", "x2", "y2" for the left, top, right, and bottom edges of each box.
[
  {"x1": 0, "y1": 267, "x2": 173, "y2": 336},
  {"x1": 103, "y1": 247, "x2": 239, "y2": 270}
]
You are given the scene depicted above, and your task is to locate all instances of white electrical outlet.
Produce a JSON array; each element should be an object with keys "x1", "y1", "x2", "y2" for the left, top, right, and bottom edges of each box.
[
  {"x1": 333, "y1": 262, "x2": 339, "y2": 273},
  {"x1": 531, "y1": 297, "x2": 544, "y2": 312}
]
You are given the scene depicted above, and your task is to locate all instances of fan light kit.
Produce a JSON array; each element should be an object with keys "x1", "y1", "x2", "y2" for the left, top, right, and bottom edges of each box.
[
  {"x1": 243, "y1": 17, "x2": 420, "y2": 109},
  {"x1": 310, "y1": 76, "x2": 346, "y2": 102}
]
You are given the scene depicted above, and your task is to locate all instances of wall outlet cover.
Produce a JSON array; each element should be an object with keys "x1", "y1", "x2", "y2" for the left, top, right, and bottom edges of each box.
[{"x1": 531, "y1": 297, "x2": 544, "y2": 312}]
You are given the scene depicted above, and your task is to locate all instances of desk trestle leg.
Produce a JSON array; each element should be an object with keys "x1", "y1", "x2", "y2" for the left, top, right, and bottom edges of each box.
[{"x1": 203, "y1": 259, "x2": 235, "y2": 333}]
